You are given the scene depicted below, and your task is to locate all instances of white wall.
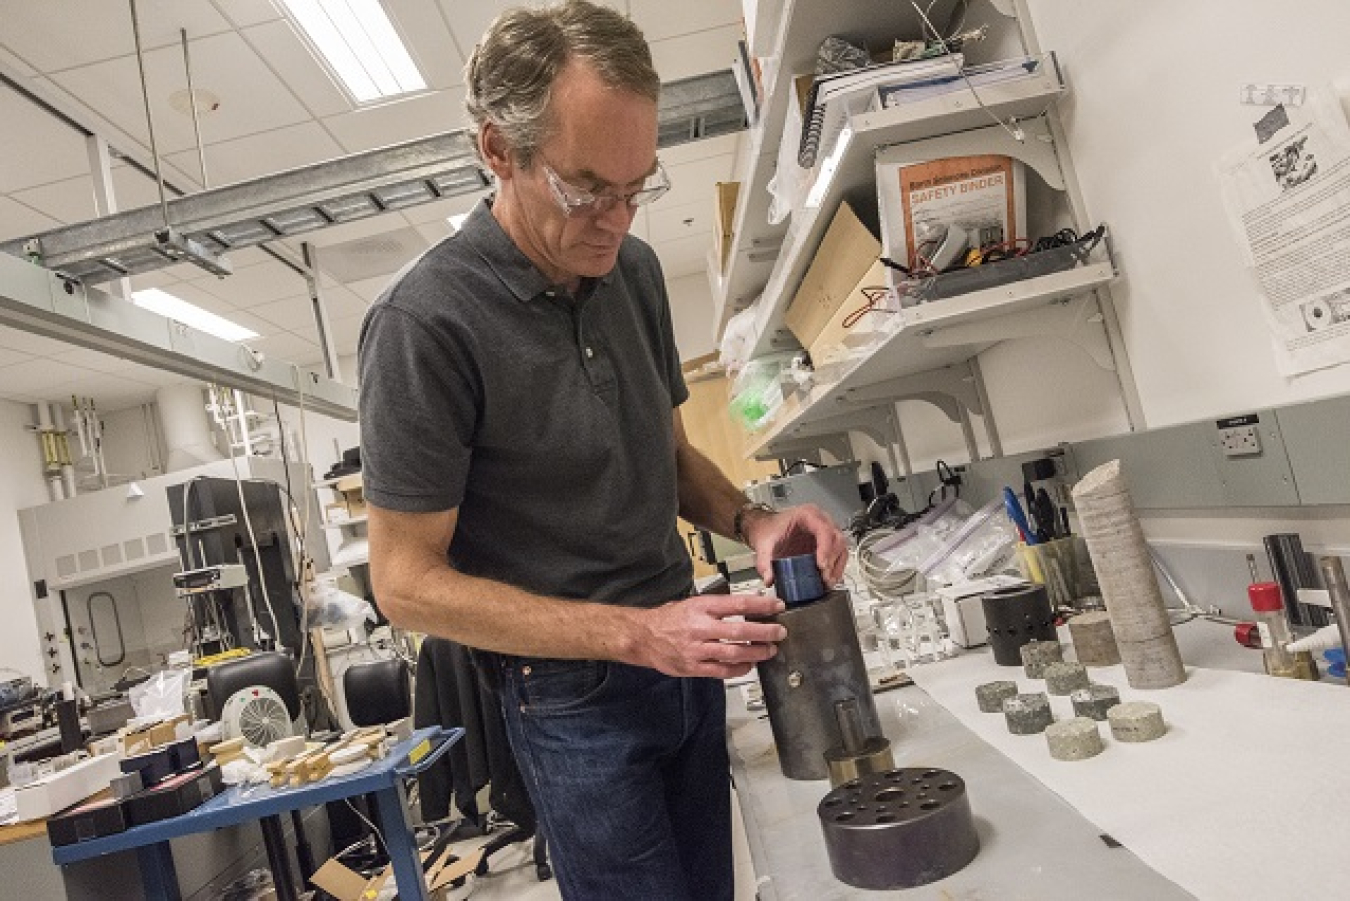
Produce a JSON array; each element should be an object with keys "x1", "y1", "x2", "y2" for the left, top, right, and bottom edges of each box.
[
  {"x1": 0, "y1": 399, "x2": 58, "y2": 682},
  {"x1": 1026, "y1": 0, "x2": 1350, "y2": 428},
  {"x1": 668, "y1": 272, "x2": 719, "y2": 361}
]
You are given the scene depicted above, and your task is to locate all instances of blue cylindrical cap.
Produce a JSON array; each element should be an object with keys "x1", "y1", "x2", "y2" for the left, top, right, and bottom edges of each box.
[{"x1": 773, "y1": 554, "x2": 826, "y2": 605}]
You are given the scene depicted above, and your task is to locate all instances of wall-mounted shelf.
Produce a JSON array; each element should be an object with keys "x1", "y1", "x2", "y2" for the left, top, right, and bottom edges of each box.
[
  {"x1": 743, "y1": 73, "x2": 1067, "y2": 358},
  {"x1": 745, "y1": 242, "x2": 1116, "y2": 459},
  {"x1": 711, "y1": 0, "x2": 1028, "y2": 338},
  {"x1": 322, "y1": 514, "x2": 368, "y2": 529}
]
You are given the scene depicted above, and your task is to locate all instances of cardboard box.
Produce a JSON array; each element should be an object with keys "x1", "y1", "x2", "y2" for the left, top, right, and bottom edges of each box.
[
  {"x1": 875, "y1": 151, "x2": 1027, "y2": 294},
  {"x1": 713, "y1": 181, "x2": 740, "y2": 274},
  {"x1": 332, "y1": 473, "x2": 366, "y2": 518},
  {"x1": 783, "y1": 201, "x2": 881, "y2": 353},
  {"x1": 804, "y1": 258, "x2": 893, "y2": 367}
]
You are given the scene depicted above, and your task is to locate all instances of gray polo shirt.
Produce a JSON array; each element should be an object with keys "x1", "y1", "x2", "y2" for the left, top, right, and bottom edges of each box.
[{"x1": 357, "y1": 200, "x2": 693, "y2": 608}]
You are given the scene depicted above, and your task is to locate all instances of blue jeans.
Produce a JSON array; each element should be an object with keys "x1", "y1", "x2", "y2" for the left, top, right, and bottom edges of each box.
[{"x1": 497, "y1": 657, "x2": 733, "y2": 900}]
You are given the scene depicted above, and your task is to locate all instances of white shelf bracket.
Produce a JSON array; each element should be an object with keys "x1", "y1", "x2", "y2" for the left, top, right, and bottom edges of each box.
[{"x1": 919, "y1": 295, "x2": 1116, "y2": 371}]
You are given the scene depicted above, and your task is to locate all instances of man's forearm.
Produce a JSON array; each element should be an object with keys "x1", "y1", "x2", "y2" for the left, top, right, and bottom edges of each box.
[
  {"x1": 384, "y1": 561, "x2": 646, "y2": 662},
  {"x1": 675, "y1": 439, "x2": 754, "y2": 540}
]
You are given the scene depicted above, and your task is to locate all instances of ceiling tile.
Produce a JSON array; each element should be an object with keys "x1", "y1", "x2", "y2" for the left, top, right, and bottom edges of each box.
[
  {"x1": 249, "y1": 329, "x2": 318, "y2": 363},
  {"x1": 318, "y1": 285, "x2": 371, "y2": 320},
  {"x1": 162, "y1": 120, "x2": 344, "y2": 187},
  {"x1": 386, "y1": 0, "x2": 466, "y2": 89},
  {"x1": 0, "y1": 0, "x2": 232, "y2": 73},
  {"x1": 0, "y1": 358, "x2": 101, "y2": 397},
  {"x1": 0, "y1": 327, "x2": 86, "y2": 356},
  {"x1": 240, "y1": 19, "x2": 350, "y2": 119},
  {"x1": 629, "y1": 208, "x2": 650, "y2": 242},
  {"x1": 413, "y1": 221, "x2": 452, "y2": 245},
  {"x1": 188, "y1": 256, "x2": 307, "y2": 306},
  {"x1": 653, "y1": 230, "x2": 713, "y2": 279},
  {"x1": 347, "y1": 275, "x2": 396, "y2": 303},
  {"x1": 0, "y1": 196, "x2": 62, "y2": 243},
  {"x1": 48, "y1": 32, "x2": 311, "y2": 156},
  {"x1": 400, "y1": 192, "x2": 485, "y2": 226},
  {"x1": 629, "y1": 0, "x2": 741, "y2": 43},
  {"x1": 0, "y1": 43, "x2": 39, "y2": 77},
  {"x1": 328, "y1": 315, "x2": 366, "y2": 355},
  {"x1": 248, "y1": 294, "x2": 319, "y2": 331},
  {"x1": 13, "y1": 158, "x2": 177, "y2": 225},
  {"x1": 648, "y1": 23, "x2": 742, "y2": 82},
  {"x1": 323, "y1": 89, "x2": 466, "y2": 153},
  {"x1": 0, "y1": 87, "x2": 92, "y2": 193},
  {"x1": 0, "y1": 345, "x2": 35, "y2": 368},
  {"x1": 210, "y1": 0, "x2": 283, "y2": 29}
]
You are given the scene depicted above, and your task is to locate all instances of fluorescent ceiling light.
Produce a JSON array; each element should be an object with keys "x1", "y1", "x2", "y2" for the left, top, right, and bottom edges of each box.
[
  {"x1": 132, "y1": 289, "x2": 259, "y2": 343},
  {"x1": 279, "y1": 0, "x2": 427, "y2": 103}
]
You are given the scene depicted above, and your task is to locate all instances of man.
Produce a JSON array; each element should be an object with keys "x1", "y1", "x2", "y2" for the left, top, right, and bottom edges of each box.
[{"x1": 359, "y1": 3, "x2": 847, "y2": 897}]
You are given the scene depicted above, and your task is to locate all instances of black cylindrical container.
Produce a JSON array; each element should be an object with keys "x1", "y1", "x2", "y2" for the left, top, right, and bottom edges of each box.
[
  {"x1": 756, "y1": 589, "x2": 880, "y2": 780},
  {"x1": 818, "y1": 767, "x2": 979, "y2": 889},
  {"x1": 772, "y1": 554, "x2": 826, "y2": 606},
  {"x1": 981, "y1": 583, "x2": 1057, "y2": 665},
  {"x1": 57, "y1": 698, "x2": 82, "y2": 754}
]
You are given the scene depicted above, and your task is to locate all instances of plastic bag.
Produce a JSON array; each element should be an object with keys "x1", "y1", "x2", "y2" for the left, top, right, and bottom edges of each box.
[
  {"x1": 729, "y1": 353, "x2": 797, "y2": 431},
  {"x1": 304, "y1": 576, "x2": 377, "y2": 631},
  {"x1": 918, "y1": 498, "x2": 1020, "y2": 586},
  {"x1": 129, "y1": 667, "x2": 191, "y2": 720}
]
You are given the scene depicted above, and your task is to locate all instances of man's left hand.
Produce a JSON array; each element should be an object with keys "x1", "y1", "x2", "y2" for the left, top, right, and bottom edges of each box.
[{"x1": 742, "y1": 503, "x2": 849, "y2": 587}]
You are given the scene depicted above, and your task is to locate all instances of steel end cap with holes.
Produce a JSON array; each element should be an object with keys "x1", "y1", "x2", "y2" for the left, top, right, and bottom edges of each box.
[{"x1": 817, "y1": 767, "x2": 979, "y2": 890}]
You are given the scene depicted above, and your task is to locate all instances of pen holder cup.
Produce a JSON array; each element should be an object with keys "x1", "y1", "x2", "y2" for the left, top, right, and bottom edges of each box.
[{"x1": 1017, "y1": 537, "x2": 1100, "y2": 610}]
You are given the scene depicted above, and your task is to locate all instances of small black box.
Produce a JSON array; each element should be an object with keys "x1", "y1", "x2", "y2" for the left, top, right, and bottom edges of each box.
[
  {"x1": 120, "y1": 738, "x2": 201, "y2": 786},
  {"x1": 124, "y1": 764, "x2": 223, "y2": 827},
  {"x1": 165, "y1": 736, "x2": 202, "y2": 772},
  {"x1": 47, "y1": 796, "x2": 130, "y2": 847}
]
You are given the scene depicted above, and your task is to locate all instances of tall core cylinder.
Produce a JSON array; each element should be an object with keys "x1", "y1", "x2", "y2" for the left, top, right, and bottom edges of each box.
[{"x1": 756, "y1": 588, "x2": 880, "y2": 780}]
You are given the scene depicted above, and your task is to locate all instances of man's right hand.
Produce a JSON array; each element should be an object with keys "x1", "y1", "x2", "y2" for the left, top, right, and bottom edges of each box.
[{"x1": 628, "y1": 593, "x2": 789, "y2": 679}]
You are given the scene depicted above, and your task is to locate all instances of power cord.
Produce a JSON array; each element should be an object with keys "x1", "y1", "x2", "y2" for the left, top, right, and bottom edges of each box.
[{"x1": 910, "y1": 1, "x2": 1024, "y2": 143}]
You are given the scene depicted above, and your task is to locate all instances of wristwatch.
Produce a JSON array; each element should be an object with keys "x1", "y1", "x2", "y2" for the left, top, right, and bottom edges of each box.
[{"x1": 733, "y1": 501, "x2": 775, "y2": 545}]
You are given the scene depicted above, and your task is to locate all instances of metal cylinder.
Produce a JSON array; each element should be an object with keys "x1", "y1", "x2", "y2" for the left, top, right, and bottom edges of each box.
[
  {"x1": 1317, "y1": 556, "x2": 1350, "y2": 687},
  {"x1": 981, "y1": 584, "x2": 1057, "y2": 665},
  {"x1": 772, "y1": 554, "x2": 826, "y2": 605},
  {"x1": 818, "y1": 768, "x2": 979, "y2": 890},
  {"x1": 825, "y1": 698, "x2": 894, "y2": 787},
  {"x1": 756, "y1": 588, "x2": 880, "y2": 780}
]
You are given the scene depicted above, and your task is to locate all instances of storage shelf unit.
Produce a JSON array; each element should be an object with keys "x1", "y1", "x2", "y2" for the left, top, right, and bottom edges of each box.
[
  {"x1": 745, "y1": 250, "x2": 1116, "y2": 459},
  {"x1": 744, "y1": 61, "x2": 1066, "y2": 358},
  {"x1": 712, "y1": 0, "x2": 1021, "y2": 337}
]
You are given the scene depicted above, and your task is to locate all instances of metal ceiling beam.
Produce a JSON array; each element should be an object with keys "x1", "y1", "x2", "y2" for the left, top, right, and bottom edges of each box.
[
  {"x1": 2, "y1": 69, "x2": 746, "y2": 286},
  {"x1": 0, "y1": 251, "x2": 358, "y2": 420}
]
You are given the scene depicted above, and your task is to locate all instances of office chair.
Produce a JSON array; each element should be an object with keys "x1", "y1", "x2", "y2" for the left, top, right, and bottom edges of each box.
[
  {"x1": 342, "y1": 658, "x2": 412, "y2": 727},
  {"x1": 415, "y1": 638, "x2": 550, "y2": 882}
]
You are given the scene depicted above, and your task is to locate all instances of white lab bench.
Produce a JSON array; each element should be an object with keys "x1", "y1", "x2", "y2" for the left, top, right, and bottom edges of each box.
[{"x1": 725, "y1": 617, "x2": 1298, "y2": 900}]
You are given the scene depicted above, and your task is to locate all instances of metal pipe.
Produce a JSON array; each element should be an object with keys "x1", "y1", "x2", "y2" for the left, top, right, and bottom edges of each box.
[
  {"x1": 128, "y1": 0, "x2": 171, "y2": 227},
  {"x1": 1316, "y1": 556, "x2": 1350, "y2": 687},
  {"x1": 180, "y1": 29, "x2": 210, "y2": 189}
]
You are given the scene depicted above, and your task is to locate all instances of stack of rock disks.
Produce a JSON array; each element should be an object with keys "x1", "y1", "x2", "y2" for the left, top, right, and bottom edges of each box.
[
  {"x1": 1108, "y1": 701, "x2": 1167, "y2": 742},
  {"x1": 1043, "y1": 662, "x2": 1090, "y2": 696},
  {"x1": 1044, "y1": 717, "x2": 1104, "y2": 761},
  {"x1": 1003, "y1": 692, "x2": 1053, "y2": 735},
  {"x1": 1020, "y1": 639, "x2": 1063, "y2": 678},
  {"x1": 975, "y1": 680, "x2": 1019, "y2": 713},
  {"x1": 1070, "y1": 684, "x2": 1121, "y2": 720},
  {"x1": 1068, "y1": 611, "x2": 1121, "y2": 666},
  {"x1": 1070, "y1": 461, "x2": 1186, "y2": 689}
]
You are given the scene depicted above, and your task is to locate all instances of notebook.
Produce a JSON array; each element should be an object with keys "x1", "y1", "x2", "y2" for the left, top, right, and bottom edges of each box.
[{"x1": 798, "y1": 53, "x2": 964, "y2": 169}]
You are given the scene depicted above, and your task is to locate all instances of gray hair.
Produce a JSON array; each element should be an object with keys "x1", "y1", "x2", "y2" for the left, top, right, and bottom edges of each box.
[{"x1": 464, "y1": 1, "x2": 660, "y2": 168}]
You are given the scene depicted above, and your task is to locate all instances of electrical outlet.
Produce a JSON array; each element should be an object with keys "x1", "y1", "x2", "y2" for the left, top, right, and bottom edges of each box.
[{"x1": 1218, "y1": 424, "x2": 1262, "y2": 457}]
